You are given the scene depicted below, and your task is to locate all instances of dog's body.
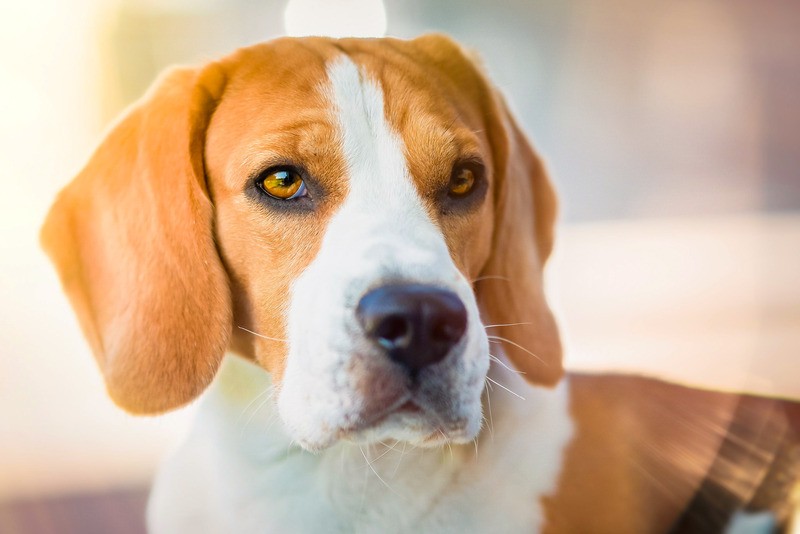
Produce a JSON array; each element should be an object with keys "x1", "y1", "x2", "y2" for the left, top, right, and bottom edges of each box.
[{"x1": 42, "y1": 35, "x2": 798, "y2": 533}]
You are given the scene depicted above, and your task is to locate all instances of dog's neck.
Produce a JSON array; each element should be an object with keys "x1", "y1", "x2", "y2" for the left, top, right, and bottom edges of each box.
[{"x1": 150, "y1": 354, "x2": 573, "y2": 533}]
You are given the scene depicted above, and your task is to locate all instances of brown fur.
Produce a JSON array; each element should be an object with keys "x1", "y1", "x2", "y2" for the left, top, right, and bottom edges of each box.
[
  {"x1": 41, "y1": 34, "x2": 797, "y2": 532},
  {"x1": 41, "y1": 65, "x2": 231, "y2": 414},
  {"x1": 544, "y1": 374, "x2": 799, "y2": 533},
  {"x1": 42, "y1": 35, "x2": 563, "y2": 413}
]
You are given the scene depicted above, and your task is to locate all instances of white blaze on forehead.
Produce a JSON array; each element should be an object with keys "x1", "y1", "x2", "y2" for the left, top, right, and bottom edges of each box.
[
  {"x1": 325, "y1": 55, "x2": 429, "y2": 220},
  {"x1": 277, "y1": 54, "x2": 488, "y2": 451}
]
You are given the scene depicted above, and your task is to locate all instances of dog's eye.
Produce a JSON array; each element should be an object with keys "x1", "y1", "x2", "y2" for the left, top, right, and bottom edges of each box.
[
  {"x1": 448, "y1": 165, "x2": 476, "y2": 197},
  {"x1": 257, "y1": 168, "x2": 307, "y2": 200}
]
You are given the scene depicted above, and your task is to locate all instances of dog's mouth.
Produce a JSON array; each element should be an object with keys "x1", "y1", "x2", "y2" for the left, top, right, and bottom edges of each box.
[
  {"x1": 336, "y1": 397, "x2": 422, "y2": 437},
  {"x1": 278, "y1": 290, "x2": 490, "y2": 451},
  {"x1": 333, "y1": 392, "x2": 476, "y2": 447},
  {"x1": 396, "y1": 400, "x2": 423, "y2": 414}
]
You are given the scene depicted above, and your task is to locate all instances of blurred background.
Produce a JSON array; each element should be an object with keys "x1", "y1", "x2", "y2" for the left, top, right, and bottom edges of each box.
[{"x1": 1, "y1": 0, "x2": 798, "y2": 531}]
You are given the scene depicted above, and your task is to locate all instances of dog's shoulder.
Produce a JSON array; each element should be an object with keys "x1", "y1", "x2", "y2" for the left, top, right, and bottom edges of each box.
[{"x1": 544, "y1": 373, "x2": 800, "y2": 533}]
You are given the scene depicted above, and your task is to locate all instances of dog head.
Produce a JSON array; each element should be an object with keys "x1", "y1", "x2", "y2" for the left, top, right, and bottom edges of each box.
[{"x1": 41, "y1": 35, "x2": 561, "y2": 450}]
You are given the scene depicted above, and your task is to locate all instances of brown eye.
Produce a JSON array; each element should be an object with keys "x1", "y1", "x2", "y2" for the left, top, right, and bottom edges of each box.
[
  {"x1": 449, "y1": 166, "x2": 475, "y2": 197},
  {"x1": 257, "y1": 169, "x2": 307, "y2": 200}
]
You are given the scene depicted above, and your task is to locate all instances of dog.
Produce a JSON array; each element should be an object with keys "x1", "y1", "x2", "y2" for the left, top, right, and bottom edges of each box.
[{"x1": 42, "y1": 35, "x2": 798, "y2": 533}]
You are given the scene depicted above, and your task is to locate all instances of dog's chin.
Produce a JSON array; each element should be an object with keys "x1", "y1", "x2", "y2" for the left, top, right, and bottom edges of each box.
[{"x1": 288, "y1": 396, "x2": 484, "y2": 453}]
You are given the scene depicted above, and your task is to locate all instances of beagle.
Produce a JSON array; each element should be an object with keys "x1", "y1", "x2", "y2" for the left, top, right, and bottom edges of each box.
[{"x1": 42, "y1": 35, "x2": 798, "y2": 533}]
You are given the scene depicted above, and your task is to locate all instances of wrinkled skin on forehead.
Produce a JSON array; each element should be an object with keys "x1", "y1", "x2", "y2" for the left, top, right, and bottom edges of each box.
[{"x1": 207, "y1": 36, "x2": 497, "y2": 385}]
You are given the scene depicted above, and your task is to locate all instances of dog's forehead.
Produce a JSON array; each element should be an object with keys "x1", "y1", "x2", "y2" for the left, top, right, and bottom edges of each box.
[{"x1": 206, "y1": 37, "x2": 492, "y2": 196}]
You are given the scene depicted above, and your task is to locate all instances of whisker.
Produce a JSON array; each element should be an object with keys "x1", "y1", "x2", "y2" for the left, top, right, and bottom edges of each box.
[
  {"x1": 366, "y1": 443, "x2": 396, "y2": 465},
  {"x1": 378, "y1": 440, "x2": 400, "y2": 452},
  {"x1": 486, "y1": 335, "x2": 545, "y2": 364},
  {"x1": 243, "y1": 390, "x2": 277, "y2": 431},
  {"x1": 489, "y1": 354, "x2": 526, "y2": 375},
  {"x1": 486, "y1": 376, "x2": 526, "y2": 401},
  {"x1": 484, "y1": 381, "x2": 495, "y2": 441},
  {"x1": 391, "y1": 440, "x2": 407, "y2": 478},
  {"x1": 237, "y1": 387, "x2": 272, "y2": 426},
  {"x1": 237, "y1": 325, "x2": 288, "y2": 343},
  {"x1": 444, "y1": 113, "x2": 460, "y2": 134},
  {"x1": 441, "y1": 430, "x2": 454, "y2": 462},
  {"x1": 359, "y1": 446, "x2": 400, "y2": 496},
  {"x1": 484, "y1": 322, "x2": 532, "y2": 329}
]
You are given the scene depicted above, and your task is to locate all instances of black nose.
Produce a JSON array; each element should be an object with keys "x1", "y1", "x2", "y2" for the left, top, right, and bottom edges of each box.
[{"x1": 356, "y1": 284, "x2": 468, "y2": 374}]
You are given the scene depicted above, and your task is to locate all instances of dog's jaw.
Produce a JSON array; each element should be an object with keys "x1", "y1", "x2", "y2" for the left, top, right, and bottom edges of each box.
[
  {"x1": 276, "y1": 56, "x2": 490, "y2": 451},
  {"x1": 148, "y1": 352, "x2": 573, "y2": 534}
]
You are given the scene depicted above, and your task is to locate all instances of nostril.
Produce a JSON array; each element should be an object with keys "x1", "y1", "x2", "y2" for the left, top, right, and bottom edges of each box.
[
  {"x1": 432, "y1": 318, "x2": 465, "y2": 344},
  {"x1": 374, "y1": 315, "x2": 411, "y2": 349}
]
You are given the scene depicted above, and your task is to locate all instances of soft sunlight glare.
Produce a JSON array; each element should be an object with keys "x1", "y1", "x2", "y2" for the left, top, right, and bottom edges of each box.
[{"x1": 284, "y1": 0, "x2": 387, "y2": 38}]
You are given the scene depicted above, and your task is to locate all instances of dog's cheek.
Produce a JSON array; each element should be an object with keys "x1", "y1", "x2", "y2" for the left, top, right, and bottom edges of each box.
[{"x1": 439, "y1": 203, "x2": 494, "y2": 283}]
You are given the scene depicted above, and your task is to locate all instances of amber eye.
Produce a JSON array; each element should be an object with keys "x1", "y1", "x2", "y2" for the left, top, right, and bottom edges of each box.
[
  {"x1": 257, "y1": 168, "x2": 307, "y2": 200},
  {"x1": 449, "y1": 166, "x2": 476, "y2": 197}
]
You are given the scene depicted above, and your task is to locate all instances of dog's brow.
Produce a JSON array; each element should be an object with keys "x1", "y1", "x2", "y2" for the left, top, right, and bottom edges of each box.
[{"x1": 230, "y1": 123, "x2": 339, "y2": 182}]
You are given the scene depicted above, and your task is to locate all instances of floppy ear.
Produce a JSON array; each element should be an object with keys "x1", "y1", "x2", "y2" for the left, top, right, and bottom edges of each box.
[
  {"x1": 477, "y1": 92, "x2": 563, "y2": 387},
  {"x1": 41, "y1": 65, "x2": 232, "y2": 414}
]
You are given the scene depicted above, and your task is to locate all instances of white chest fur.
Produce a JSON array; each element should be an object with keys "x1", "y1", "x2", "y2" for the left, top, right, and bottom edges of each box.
[{"x1": 148, "y1": 355, "x2": 573, "y2": 534}]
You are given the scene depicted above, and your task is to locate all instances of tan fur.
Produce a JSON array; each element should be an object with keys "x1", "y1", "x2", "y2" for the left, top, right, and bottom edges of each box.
[
  {"x1": 41, "y1": 65, "x2": 231, "y2": 414},
  {"x1": 544, "y1": 375, "x2": 800, "y2": 533},
  {"x1": 43, "y1": 35, "x2": 563, "y2": 412},
  {"x1": 41, "y1": 34, "x2": 796, "y2": 532},
  {"x1": 203, "y1": 39, "x2": 349, "y2": 384},
  {"x1": 330, "y1": 34, "x2": 564, "y2": 386},
  {"x1": 544, "y1": 375, "x2": 738, "y2": 533}
]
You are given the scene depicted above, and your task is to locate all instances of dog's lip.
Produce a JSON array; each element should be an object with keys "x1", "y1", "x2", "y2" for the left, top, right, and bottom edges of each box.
[
  {"x1": 338, "y1": 397, "x2": 424, "y2": 438},
  {"x1": 396, "y1": 400, "x2": 423, "y2": 414}
]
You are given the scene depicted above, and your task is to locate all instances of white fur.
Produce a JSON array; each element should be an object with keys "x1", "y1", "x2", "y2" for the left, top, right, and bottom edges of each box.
[
  {"x1": 148, "y1": 55, "x2": 574, "y2": 533},
  {"x1": 278, "y1": 56, "x2": 488, "y2": 450},
  {"x1": 149, "y1": 353, "x2": 573, "y2": 533}
]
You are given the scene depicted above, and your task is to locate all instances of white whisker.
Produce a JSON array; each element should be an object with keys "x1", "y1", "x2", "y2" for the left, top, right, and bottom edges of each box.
[
  {"x1": 484, "y1": 381, "x2": 495, "y2": 441},
  {"x1": 237, "y1": 325, "x2": 288, "y2": 343},
  {"x1": 359, "y1": 446, "x2": 400, "y2": 496},
  {"x1": 390, "y1": 440, "x2": 407, "y2": 478},
  {"x1": 243, "y1": 391, "x2": 277, "y2": 432},
  {"x1": 483, "y1": 322, "x2": 532, "y2": 329},
  {"x1": 236, "y1": 387, "x2": 273, "y2": 429},
  {"x1": 366, "y1": 443, "x2": 396, "y2": 465},
  {"x1": 489, "y1": 354, "x2": 526, "y2": 375},
  {"x1": 486, "y1": 376, "x2": 526, "y2": 400},
  {"x1": 486, "y1": 335, "x2": 544, "y2": 364},
  {"x1": 378, "y1": 440, "x2": 400, "y2": 452},
  {"x1": 442, "y1": 431, "x2": 454, "y2": 462}
]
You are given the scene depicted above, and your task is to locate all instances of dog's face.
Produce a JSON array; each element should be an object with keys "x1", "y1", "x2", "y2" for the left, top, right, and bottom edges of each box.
[
  {"x1": 208, "y1": 42, "x2": 496, "y2": 449},
  {"x1": 41, "y1": 35, "x2": 562, "y2": 451}
]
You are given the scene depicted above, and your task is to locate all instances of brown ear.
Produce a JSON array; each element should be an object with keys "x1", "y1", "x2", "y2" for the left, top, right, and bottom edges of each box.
[
  {"x1": 40, "y1": 65, "x2": 232, "y2": 414},
  {"x1": 478, "y1": 92, "x2": 563, "y2": 387}
]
